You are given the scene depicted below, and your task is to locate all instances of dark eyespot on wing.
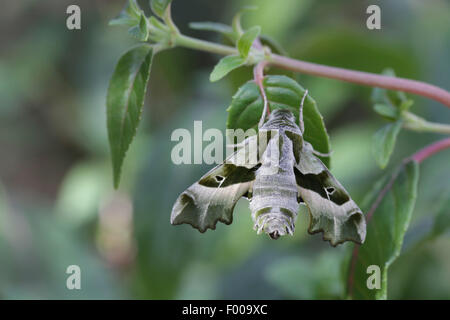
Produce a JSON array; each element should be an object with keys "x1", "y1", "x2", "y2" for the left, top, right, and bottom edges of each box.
[
  {"x1": 199, "y1": 164, "x2": 256, "y2": 188},
  {"x1": 326, "y1": 187, "x2": 335, "y2": 194},
  {"x1": 294, "y1": 147, "x2": 366, "y2": 246},
  {"x1": 294, "y1": 168, "x2": 349, "y2": 205}
]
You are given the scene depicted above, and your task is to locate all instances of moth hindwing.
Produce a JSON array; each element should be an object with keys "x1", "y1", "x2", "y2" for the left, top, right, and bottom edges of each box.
[{"x1": 171, "y1": 109, "x2": 366, "y2": 246}]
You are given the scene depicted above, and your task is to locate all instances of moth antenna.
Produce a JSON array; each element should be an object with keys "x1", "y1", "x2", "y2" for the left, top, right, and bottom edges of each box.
[
  {"x1": 299, "y1": 89, "x2": 308, "y2": 134},
  {"x1": 258, "y1": 93, "x2": 268, "y2": 129},
  {"x1": 313, "y1": 149, "x2": 334, "y2": 158}
]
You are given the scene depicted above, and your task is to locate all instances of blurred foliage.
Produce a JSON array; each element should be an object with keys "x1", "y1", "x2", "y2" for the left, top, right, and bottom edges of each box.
[
  {"x1": 350, "y1": 161, "x2": 419, "y2": 300},
  {"x1": 0, "y1": 0, "x2": 449, "y2": 299}
]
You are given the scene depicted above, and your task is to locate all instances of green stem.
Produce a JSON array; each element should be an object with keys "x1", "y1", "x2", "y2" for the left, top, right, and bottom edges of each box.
[
  {"x1": 174, "y1": 34, "x2": 237, "y2": 56},
  {"x1": 408, "y1": 121, "x2": 450, "y2": 134},
  {"x1": 402, "y1": 111, "x2": 450, "y2": 134},
  {"x1": 163, "y1": 4, "x2": 179, "y2": 34}
]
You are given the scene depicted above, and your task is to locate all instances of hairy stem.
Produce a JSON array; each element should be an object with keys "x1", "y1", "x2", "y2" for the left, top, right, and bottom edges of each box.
[{"x1": 172, "y1": 34, "x2": 450, "y2": 108}]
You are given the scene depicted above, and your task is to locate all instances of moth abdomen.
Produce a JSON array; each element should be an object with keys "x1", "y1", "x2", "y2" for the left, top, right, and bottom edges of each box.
[
  {"x1": 251, "y1": 206, "x2": 297, "y2": 239},
  {"x1": 249, "y1": 129, "x2": 300, "y2": 239}
]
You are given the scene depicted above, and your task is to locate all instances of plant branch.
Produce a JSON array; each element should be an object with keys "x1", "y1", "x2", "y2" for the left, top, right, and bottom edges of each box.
[
  {"x1": 402, "y1": 112, "x2": 450, "y2": 135},
  {"x1": 409, "y1": 137, "x2": 450, "y2": 163},
  {"x1": 269, "y1": 54, "x2": 450, "y2": 108},
  {"x1": 416, "y1": 122, "x2": 450, "y2": 135},
  {"x1": 253, "y1": 61, "x2": 269, "y2": 127},
  {"x1": 169, "y1": 32, "x2": 450, "y2": 108},
  {"x1": 175, "y1": 34, "x2": 237, "y2": 56}
]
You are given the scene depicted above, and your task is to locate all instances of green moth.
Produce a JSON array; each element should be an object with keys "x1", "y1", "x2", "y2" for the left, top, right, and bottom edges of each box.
[{"x1": 171, "y1": 91, "x2": 366, "y2": 246}]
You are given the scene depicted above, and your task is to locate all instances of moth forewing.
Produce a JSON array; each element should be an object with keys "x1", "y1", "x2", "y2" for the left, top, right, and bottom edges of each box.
[
  {"x1": 171, "y1": 135, "x2": 261, "y2": 232},
  {"x1": 295, "y1": 141, "x2": 366, "y2": 246}
]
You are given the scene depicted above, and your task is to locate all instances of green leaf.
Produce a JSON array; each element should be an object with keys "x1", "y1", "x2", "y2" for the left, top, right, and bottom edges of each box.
[
  {"x1": 109, "y1": 0, "x2": 141, "y2": 27},
  {"x1": 373, "y1": 103, "x2": 398, "y2": 121},
  {"x1": 189, "y1": 22, "x2": 236, "y2": 43},
  {"x1": 349, "y1": 161, "x2": 419, "y2": 300},
  {"x1": 107, "y1": 45, "x2": 154, "y2": 188},
  {"x1": 237, "y1": 26, "x2": 261, "y2": 58},
  {"x1": 372, "y1": 121, "x2": 402, "y2": 169},
  {"x1": 399, "y1": 99, "x2": 414, "y2": 112},
  {"x1": 129, "y1": 14, "x2": 150, "y2": 41},
  {"x1": 232, "y1": 5, "x2": 258, "y2": 35},
  {"x1": 150, "y1": 0, "x2": 173, "y2": 18},
  {"x1": 109, "y1": 0, "x2": 150, "y2": 41},
  {"x1": 148, "y1": 16, "x2": 168, "y2": 31},
  {"x1": 371, "y1": 69, "x2": 417, "y2": 168},
  {"x1": 227, "y1": 75, "x2": 331, "y2": 167},
  {"x1": 372, "y1": 69, "x2": 412, "y2": 110},
  {"x1": 209, "y1": 55, "x2": 246, "y2": 82}
]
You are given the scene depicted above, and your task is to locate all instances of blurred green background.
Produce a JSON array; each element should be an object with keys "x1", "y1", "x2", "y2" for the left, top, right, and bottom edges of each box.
[{"x1": 0, "y1": 0, "x2": 449, "y2": 299}]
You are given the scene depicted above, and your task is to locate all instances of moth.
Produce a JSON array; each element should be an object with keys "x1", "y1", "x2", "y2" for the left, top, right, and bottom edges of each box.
[{"x1": 171, "y1": 90, "x2": 366, "y2": 246}]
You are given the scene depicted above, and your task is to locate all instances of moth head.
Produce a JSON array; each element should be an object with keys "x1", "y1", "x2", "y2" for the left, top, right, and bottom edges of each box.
[
  {"x1": 268, "y1": 108, "x2": 296, "y2": 123},
  {"x1": 261, "y1": 108, "x2": 302, "y2": 138}
]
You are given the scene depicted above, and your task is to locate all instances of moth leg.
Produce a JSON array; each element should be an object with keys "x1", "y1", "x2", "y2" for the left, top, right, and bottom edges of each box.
[
  {"x1": 254, "y1": 214, "x2": 269, "y2": 234},
  {"x1": 285, "y1": 223, "x2": 294, "y2": 236},
  {"x1": 255, "y1": 213, "x2": 276, "y2": 235},
  {"x1": 299, "y1": 89, "x2": 308, "y2": 134}
]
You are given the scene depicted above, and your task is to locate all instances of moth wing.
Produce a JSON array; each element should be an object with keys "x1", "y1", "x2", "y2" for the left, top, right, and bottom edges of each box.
[
  {"x1": 295, "y1": 142, "x2": 366, "y2": 246},
  {"x1": 171, "y1": 135, "x2": 260, "y2": 232}
]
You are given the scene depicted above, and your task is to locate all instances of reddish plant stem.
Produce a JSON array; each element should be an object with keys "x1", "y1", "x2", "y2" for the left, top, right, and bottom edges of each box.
[
  {"x1": 347, "y1": 245, "x2": 360, "y2": 298},
  {"x1": 347, "y1": 137, "x2": 450, "y2": 297},
  {"x1": 253, "y1": 61, "x2": 270, "y2": 126},
  {"x1": 410, "y1": 137, "x2": 450, "y2": 164},
  {"x1": 270, "y1": 54, "x2": 450, "y2": 108},
  {"x1": 175, "y1": 35, "x2": 450, "y2": 108}
]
